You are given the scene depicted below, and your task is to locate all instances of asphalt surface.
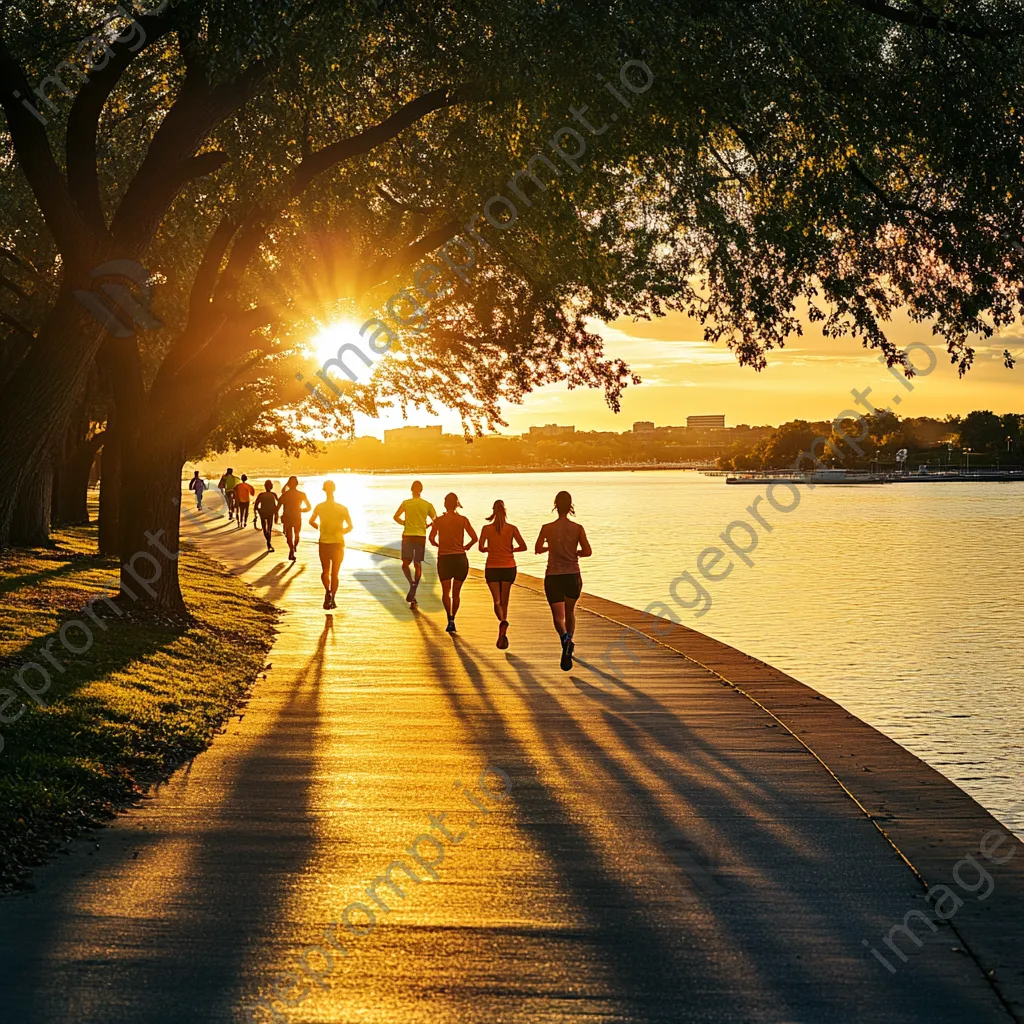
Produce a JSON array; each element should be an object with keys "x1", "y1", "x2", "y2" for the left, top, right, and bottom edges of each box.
[{"x1": 0, "y1": 505, "x2": 1019, "y2": 1023}]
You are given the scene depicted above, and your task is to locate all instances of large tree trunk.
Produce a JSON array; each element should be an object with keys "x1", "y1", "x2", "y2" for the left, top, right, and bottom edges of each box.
[
  {"x1": 53, "y1": 432, "x2": 105, "y2": 527},
  {"x1": 113, "y1": 329, "x2": 188, "y2": 615},
  {"x1": 0, "y1": 293, "x2": 105, "y2": 547},
  {"x1": 98, "y1": 438, "x2": 122, "y2": 556},
  {"x1": 10, "y1": 462, "x2": 53, "y2": 547},
  {"x1": 118, "y1": 440, "x2": 186, "y2": 615}
]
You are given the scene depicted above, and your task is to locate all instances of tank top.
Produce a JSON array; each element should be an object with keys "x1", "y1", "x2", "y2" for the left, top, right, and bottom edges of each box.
[
  {"x1": 482, "y1": 523, "x2": 516, "y2": 569},
  {"x1": 544, "y1": 518, "x2": 582, "y2": 576},
  {"x1": 314, "y1": 501, "x2": 348, "y2": 544},
  {"x1": 434, "y1": 512, "x2": 470, "y2": 556},
  {"x1": 278, "y1": 489, "x2": 307, "y2": 521}
]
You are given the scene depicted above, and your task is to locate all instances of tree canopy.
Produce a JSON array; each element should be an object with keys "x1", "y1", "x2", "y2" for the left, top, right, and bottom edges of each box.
[{"x1": 1, "y1": 0, "x2": 1022, "y2": 584}]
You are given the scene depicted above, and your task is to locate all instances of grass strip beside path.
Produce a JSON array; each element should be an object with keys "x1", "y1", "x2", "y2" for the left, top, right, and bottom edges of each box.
[{"x1": 0, "y1": 525, "x2": 278, "y2": 892}]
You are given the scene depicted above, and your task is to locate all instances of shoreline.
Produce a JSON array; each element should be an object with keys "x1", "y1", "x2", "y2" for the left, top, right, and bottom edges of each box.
[{"x1": 185, "y1": 463, "x2": 715, "y2": 480}]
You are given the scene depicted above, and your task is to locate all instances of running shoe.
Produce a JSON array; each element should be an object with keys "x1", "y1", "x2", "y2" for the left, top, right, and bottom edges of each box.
[
  {"x1": 323, "y1": 591, "x2": 331, "y2": 610},
  {"x1": 497, "y1": 620, "x2": 509, "y2": 650},
  {"x1": 446, "y1": 618, "x2": 457, "y2": 634},
  {"x1": 560, "y1": 633, "x2": 574, "y2": 672}
]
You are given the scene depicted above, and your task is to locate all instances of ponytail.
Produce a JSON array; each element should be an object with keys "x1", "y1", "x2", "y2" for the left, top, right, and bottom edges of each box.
[
  {"x1": 487, "y1": 499, "x2": 507, "y2": 533},
  {"x1": 553, "y1": 490, "x2": 574, "y2": 516}
]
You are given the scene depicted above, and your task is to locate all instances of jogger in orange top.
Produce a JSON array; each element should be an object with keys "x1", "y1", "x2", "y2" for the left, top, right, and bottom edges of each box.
[{"x1": 477, "y1": 500, "x2": 526, "y2": 649}]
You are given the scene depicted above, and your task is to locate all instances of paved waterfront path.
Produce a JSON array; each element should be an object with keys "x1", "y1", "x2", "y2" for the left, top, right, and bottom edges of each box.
[{"x1": 1, "y1": 506, "x2": 1022, "y2": 1023}]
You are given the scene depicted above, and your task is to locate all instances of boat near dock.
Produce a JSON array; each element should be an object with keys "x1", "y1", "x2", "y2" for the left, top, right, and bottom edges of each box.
[
  {"x1": 718, "y1": 467, "x2": 1024, "y2": 485},
  {"x1": 722, "y1": 468, "x2": 890, "y2": 485}
]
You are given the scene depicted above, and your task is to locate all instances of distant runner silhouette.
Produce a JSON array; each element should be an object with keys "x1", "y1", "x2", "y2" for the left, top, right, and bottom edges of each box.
[
  {"x1": 218, "y1": 468, "x2": 239, "y2": 522},
  {"x1": 188, "y1": 471, "x2": 206, "y2": 510},
  {"x1": 278, "y1": 476, "x2": 311, "y2": 562},
  {"x1": 429, "y1": 492, "x2": 478, "y2": 633},
  {"x1": 535, "y1": 490, "x2": 592, "y2": 670},
  {"x1": 309, "y1": 480, "x2": 352, "y2": 610},
  {"x1": 478, "y1": 499, "x2": 526, "y2": 649},
  {"x1": 254, "y1": 480, "x2": 279, "y2": 552},
  {"x1": 234, "y1": 474, "x2": 255, "y2": 529}
]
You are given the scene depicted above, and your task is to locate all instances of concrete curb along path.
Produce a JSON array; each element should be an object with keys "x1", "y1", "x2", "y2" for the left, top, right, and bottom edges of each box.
[
  {"x1": 539, "y1": 574, "x2": 1024, "y2": 1020},
  {"x1": 0, "y1": 515, "x2": 1019, "y2": 1024}
]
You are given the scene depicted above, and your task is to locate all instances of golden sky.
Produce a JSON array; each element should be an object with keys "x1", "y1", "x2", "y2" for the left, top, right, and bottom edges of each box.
[{"x1": 351, "y1": 310, "x2": 1024, "y2": 437}]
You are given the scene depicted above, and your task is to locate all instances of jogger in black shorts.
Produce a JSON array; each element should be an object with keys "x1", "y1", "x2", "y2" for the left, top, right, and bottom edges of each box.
[
  {"x1": 535, "y1": 490, "x2": 592, "y2": 670},
  {"x1": 429, "y1": 493, "x2": 478, "y2": 634},
  {"x1": 254, "y1": 481, "x2": 279, "y2": 551},
  {"x1": 478, "y1": 499, "x2": 527, "y2": 649}
]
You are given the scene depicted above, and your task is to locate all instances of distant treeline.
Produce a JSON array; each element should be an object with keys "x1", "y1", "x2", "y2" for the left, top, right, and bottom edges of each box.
[
  {"x1": 716, "y1": 412, "x2": 1024, "y2": 470},
  {"x1": 193, "y1": 413, "x2": 1024, "y2": 478},
  {"x1": 196, "y1": 425, "x2": 774, "y2": 476}
]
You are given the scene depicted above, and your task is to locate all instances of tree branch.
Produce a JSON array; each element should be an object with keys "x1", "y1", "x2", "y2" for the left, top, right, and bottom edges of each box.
[
  {"x1": 356, "y1": 217, "x2": 461, "y2": 291},
  {"x1": 215, "y1": 87, "x2": 463, "y2": 301},
  {"x1": 65, "y1": 10, "x2": 176, "y2": 233},
  {"x1": 188, "y1": 214, "x2": 241, "y2": 318},
  {"x1": 0, "y1": 272, "x2": 29, "y2": 301},
  {"x1": 1, "y1": 311, "x2": 36, "y2": 339},
  {"x1": 0, "y1": 34, "x2": 85, "y2": 257},
  {"x1": 294, "y1": 87, "x2": 461, "y2": 191},
  {"x1": 847, "y1": 0, "x2": 997, "y2": 45},
  {"x1": 110, "y1": 61, "x2": 267, "y2": 249}
]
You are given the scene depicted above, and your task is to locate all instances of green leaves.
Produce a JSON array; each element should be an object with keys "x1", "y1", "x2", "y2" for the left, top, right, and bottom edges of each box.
[{"x1": 2, "y1": 0, "x2": 1022, "y2": 451}]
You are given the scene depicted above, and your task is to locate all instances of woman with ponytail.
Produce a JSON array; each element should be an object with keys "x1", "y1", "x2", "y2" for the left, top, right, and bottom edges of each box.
[
  {"x1": 535, "y1": 490, "x2": 592, "y2": 670},
  {"x1": 478, "y1": 500, "x2": 527, "y2": 649},
  {"x1": 429, "y1": 492, "x2": 478, "y2": 633}
]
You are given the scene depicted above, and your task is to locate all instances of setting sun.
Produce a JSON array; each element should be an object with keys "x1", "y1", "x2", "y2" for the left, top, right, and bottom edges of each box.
[{"x1": 309, "y1": 318, "x2": 366, "y2": 369}]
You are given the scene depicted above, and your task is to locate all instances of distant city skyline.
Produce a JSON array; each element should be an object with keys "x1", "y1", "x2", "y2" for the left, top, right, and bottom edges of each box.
[{"x1": 352, "y1": 309, "x2": 1022, "y2": 438}]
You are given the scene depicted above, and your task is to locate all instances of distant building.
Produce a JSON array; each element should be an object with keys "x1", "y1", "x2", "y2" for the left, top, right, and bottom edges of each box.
[
  {"x1": 632, "y1": 421, "x2": 655, "y2": 432},
  {"x1": 528, "y1": 424, "x2": 575, "y2": 438},
  {"x1": 383, "y1": 425, "x2": 444, "y2": 445},
  {"x1": 687, "y1": 415, "x2": 726, "y2": 429}
]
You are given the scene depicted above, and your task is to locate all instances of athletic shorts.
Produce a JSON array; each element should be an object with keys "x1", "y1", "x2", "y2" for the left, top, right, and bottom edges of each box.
[
  {"x1": 437, "y1": 553, "x2": 469, "y2": 582},
  {"x1": 402, "y1": 536, "x2": 427, "y2": 562},
  {"x1": 485, "y1": 567, "x2": 517, "y2": 584},
  {"x1": 544, "y1": 573, "x2": 582, "y2": 604},
  {"x1": 281, "y1": 516, "x2": 301, "y2": 530},
  {"x1": 318, "y1": 542, "x2": 344, "y2": 564}
]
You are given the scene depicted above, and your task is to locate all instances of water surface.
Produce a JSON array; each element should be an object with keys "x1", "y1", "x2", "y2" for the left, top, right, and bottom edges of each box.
[{"x1": 234, "y1": 470, "x2": 1024, "y2": 836}]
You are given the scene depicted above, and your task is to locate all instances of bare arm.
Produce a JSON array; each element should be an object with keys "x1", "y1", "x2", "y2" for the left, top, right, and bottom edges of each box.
[
  {"x1": 309, "y1": 510, "x2": 320, "y2": 530},
  {"x1": 463, "y1": 518, "x2": 479, "y2": 551},
  {"x1": 393, "y1": 502, "x2": 406, "y2": 526},
  {"x1": 512, "y1": 526, "x2": 527, "y2": 553},
  {"x1": 477, "y1": 525, "x2": 489, "y2": 552},
  {"x1": 342, "y1": 507, "x2": 353, "y2": 535},
  {"x1": 429, "y1": 520, "x2": 439, "y2": 547},
  {"x1": 534, "y1": 524, "x2": 549, "y2": 555},
  {"x1": 301, "y1": 495, "x2": 312, "y2": 513},
  {"x1": 577, "y1": 525, "x2": 593, "y2": 558}
]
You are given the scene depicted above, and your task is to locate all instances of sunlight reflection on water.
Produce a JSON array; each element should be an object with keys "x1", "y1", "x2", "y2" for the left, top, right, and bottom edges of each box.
[{"x1": 297, "y1": 469, "x2": 1023, "y2": 836}]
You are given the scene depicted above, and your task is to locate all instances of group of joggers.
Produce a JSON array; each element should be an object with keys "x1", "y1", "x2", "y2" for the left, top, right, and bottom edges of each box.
[{"x1": 189, "y1": 472, "x2": 591, "y2": 671}]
